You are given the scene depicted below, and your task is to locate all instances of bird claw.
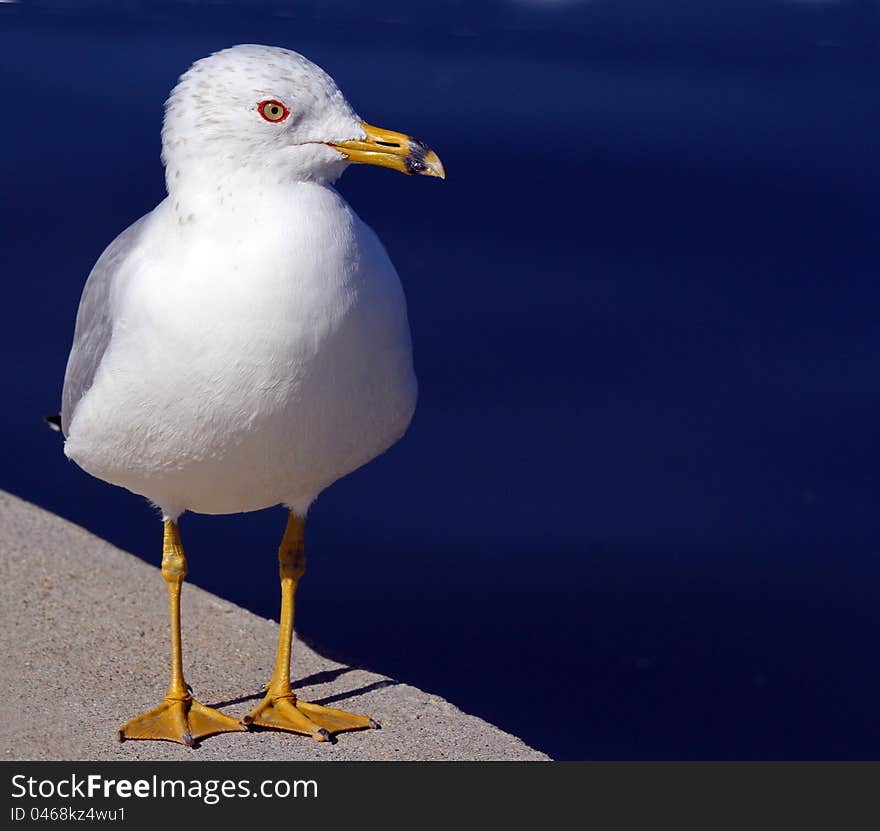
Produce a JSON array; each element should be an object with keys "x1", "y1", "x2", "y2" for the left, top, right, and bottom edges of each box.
[
  {"x1": 242, "y1": 693, "x2": 376, "y2": 740},
  {"x1": 117, "y1": 695, "x2": 244, "y2": 746}
]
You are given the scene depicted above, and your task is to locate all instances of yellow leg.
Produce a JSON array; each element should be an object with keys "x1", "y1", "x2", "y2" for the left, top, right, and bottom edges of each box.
[
  {"x1": 242, "y1": 512, "x2": 378, "y2": 741},
  {"x1": 117, "y1": 521, "x2": 245, "y2": 747}
]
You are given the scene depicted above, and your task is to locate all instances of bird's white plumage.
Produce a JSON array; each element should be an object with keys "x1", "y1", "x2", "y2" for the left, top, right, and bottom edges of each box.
[{"x1": 62, "y1": 46, "x2": 417, "y2": 519}]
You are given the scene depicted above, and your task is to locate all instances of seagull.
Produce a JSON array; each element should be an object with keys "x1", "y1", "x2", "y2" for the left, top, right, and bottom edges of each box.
[{"x1": 55, "y1": 44, "x2": 444, "y2": 747}]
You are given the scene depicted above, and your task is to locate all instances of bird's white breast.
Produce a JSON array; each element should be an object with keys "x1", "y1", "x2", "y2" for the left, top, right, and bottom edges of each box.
[{"x1": 65, "y1": 183, "x2": 417, "y2": 517}]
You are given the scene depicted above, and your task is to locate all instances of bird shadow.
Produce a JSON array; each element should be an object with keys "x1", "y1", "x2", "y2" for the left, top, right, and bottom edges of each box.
[
  {"x1": 205, "y1": 690, "x2": 265, "y2": 710},
  {"x1": 205, "y1": 666, "x2": 397, "y2": 710},
  {"x1": 311, "y1": 678, "x2": 399, "y2": 707}
]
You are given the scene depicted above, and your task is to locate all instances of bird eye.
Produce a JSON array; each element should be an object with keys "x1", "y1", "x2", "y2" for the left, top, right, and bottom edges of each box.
[{"x1": 258, "y1": 99, "x2": 289, "y2": 123}]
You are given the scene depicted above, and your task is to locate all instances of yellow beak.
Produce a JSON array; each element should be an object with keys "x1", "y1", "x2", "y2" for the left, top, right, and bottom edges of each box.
[{"x1": 328, "y1": 122, "x2": 445, "y2": 179}]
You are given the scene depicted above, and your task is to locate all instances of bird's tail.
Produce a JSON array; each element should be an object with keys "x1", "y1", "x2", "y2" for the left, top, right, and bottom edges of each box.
[{"x1": 44, "y1": 413, "x2": 62, "y2": 432}]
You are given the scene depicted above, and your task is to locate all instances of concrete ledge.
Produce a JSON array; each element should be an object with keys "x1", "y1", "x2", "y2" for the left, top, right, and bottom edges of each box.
[{"x1": 0, "y1": 490, "x2": 548, "y2": 761}]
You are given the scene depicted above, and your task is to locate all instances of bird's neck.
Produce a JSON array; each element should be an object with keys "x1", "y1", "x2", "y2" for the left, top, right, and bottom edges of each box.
[{"x1": 166, "y1": 166, "x2": 340, "y2": 229}]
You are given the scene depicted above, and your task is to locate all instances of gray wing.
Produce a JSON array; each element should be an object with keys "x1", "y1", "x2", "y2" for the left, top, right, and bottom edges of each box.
[{"x1": 61, "y1": 215, "x2": 149, "y2": 436}]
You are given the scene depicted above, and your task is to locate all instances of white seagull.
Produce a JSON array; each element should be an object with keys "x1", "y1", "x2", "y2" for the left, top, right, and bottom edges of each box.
[{"x1": 56, "y1": 44, "x2": 444, "y2": 746}]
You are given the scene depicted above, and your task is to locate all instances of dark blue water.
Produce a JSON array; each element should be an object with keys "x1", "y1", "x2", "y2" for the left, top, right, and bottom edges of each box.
[{"x1": 3, "y1": 2, "x2": 880, "y2": 759}]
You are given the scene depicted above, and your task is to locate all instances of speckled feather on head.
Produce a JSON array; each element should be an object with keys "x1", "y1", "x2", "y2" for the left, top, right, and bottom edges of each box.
[{"x1": 161, "y1": 45, "x2": 362, "y2": 196}]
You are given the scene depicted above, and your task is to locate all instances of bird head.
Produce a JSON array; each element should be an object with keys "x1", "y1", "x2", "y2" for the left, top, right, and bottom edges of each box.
[{"x1": 161, "y1": 44, "x2": 445, "y2": 192}]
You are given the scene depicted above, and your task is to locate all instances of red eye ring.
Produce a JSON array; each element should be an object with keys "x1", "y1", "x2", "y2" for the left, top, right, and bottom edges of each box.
[{"x1": 258, "y1": 99, "x2": 289, "y2": 123}]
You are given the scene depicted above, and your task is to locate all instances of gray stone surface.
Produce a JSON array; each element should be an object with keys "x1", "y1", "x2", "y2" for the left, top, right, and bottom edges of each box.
[{"x1": 0, "y1": 490, "x2": 548, "y2": 761}]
